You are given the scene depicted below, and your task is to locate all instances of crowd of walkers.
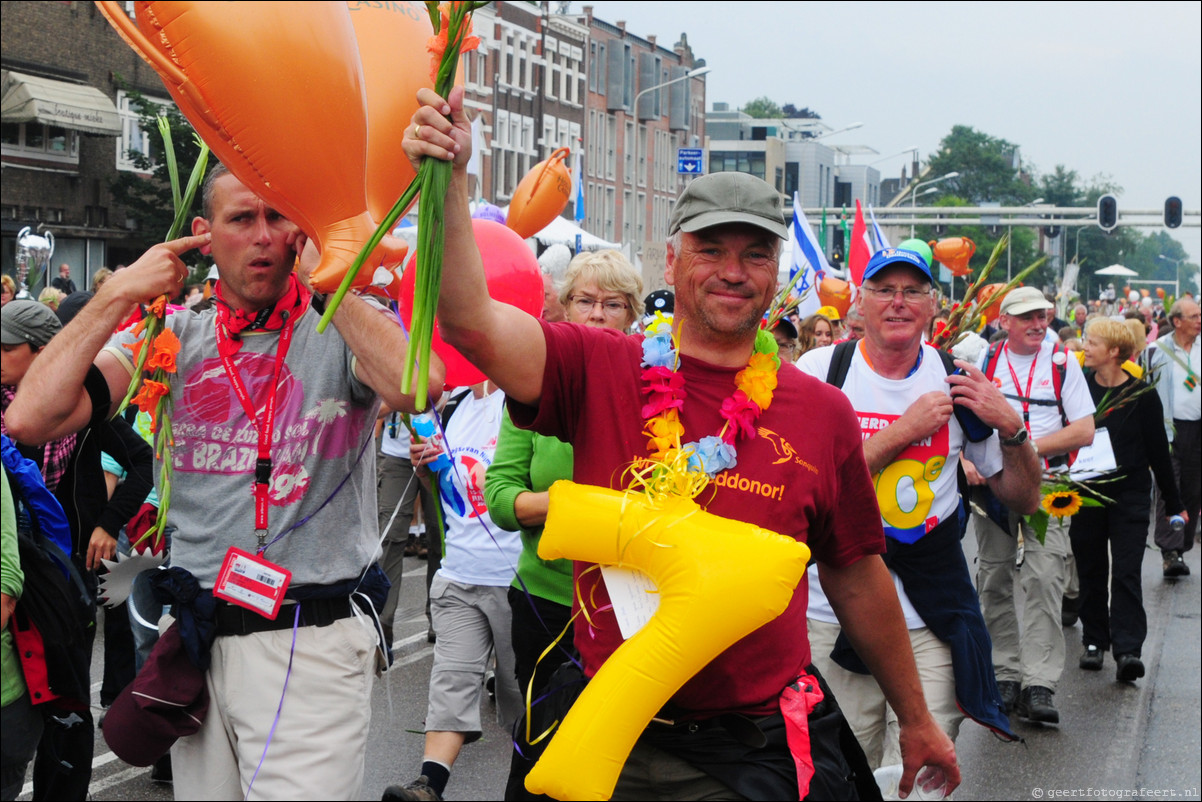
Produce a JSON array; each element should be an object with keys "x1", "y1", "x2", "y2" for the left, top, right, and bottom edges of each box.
[{"x1": 1, "y1": 86, "x2": 1198, "y2": 802}]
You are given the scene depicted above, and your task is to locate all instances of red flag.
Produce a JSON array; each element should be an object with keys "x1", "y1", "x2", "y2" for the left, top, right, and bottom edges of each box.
[{"x1": 848, "y1": 200, "x2": 872, "y2": 286}]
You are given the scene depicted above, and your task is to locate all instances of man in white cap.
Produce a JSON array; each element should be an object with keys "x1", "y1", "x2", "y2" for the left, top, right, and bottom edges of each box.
[{"x1": 970, "y1": 286, "x2": 1096, "y2": 725}]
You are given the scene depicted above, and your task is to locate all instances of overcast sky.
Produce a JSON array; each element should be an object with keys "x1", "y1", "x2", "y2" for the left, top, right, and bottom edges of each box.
[{"x1": 580, "y1": 1, "x2": 1202, "y2": 269}]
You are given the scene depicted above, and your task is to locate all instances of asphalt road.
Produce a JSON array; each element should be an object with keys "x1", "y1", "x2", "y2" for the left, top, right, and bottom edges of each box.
[{"x1": 16, "y1": 537, "x2": 1201, "y2": 801}]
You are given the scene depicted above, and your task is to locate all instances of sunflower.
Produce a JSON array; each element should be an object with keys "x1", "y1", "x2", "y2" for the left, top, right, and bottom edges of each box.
[{"x1": 1041, "y1": 490, "x2": 1083, "y2": 518}]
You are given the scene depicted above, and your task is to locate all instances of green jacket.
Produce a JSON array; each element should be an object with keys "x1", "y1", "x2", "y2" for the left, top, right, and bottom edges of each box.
[{"x1": 484, "y1": 411, "x2": 575, "y2": 607}]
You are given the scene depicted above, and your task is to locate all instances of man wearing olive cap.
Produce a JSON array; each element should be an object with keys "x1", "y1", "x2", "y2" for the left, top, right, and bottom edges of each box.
[{"x1": 398, "y1": 85, "x2": 961, "y2": 802}]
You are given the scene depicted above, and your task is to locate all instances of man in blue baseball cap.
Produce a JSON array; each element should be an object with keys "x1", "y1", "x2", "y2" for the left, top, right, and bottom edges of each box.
[{"x1": 798, "y1": 247, "x2": 1041, "y2": 768}]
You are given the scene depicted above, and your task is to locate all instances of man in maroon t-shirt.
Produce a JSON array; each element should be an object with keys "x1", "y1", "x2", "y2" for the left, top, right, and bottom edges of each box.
[{"x1": 401, "y1": 87, "x2": 959, "y2": 801}]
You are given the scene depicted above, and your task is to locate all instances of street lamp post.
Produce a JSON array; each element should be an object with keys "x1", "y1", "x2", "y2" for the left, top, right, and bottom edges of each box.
[
  {"x1": 1157, "y1": 254, "x2": 1185, "y2": 298},
  {"x1": 631, "y1": 66, "x2": 711, "y2": 246},
  {"x1": 909, "y1": 171, "x2": 959, "y2": 236}
]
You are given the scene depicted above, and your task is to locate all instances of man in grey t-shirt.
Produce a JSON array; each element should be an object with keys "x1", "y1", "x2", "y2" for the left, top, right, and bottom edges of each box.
[{"x1": 6, "y1": 164, "x2": 444, "y2": 800}]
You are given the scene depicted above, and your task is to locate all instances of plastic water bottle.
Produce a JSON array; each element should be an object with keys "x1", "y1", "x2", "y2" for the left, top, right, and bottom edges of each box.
[
  {"x1": 1169, "y1": 515, "x2": 1186, "y2": 535},
  {"x1": 873, "y1": 764, "x2": 950, "y2": 801}
]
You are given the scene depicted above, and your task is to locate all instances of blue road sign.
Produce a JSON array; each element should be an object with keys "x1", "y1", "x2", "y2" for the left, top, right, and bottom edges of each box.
[{"x1": 677, "y1": 148, "x2": 704, "y2": 174}]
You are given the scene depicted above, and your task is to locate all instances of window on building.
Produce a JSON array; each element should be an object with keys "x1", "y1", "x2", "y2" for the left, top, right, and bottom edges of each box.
[
  {"x1": 624, "y1": 121, "x2": 634, "y2": 186},
  {"x1": 1, "y1": 122, "x2": 80, "y2": 165},
  {"x1": 116, "y1": 90, "x2": 171, "y2": 173},
  {"x1": 606, "y1": 114, "x2": 617, "y2": 180}
]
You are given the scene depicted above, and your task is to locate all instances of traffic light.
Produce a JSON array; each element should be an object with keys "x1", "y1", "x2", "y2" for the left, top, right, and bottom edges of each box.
[
  {"x1": 1165, "y1": 196, "x2": 1183, "y2": 229},
  {"x1": 1096, "y1": 194, "x2": 1118, "y2": 232},
  {"x1": 1043, "y1": 226, "x2": 1061, "y2": 239},
  {"x1": 831, "y1": 229, "x2": 845, "y2": 266}
]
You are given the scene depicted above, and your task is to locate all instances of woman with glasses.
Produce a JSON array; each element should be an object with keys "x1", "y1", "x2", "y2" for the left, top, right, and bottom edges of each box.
[
  {"x1": 773, "y1": 318, "x2": 799, "y2": 363},
  {"x1": 484, "y1": 249, "x2": 642, "y2": 801}
]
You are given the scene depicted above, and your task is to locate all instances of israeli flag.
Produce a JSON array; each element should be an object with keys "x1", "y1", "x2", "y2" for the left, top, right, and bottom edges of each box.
[{"x1": 791, "y1": 192, "x2": 829, "y2": 317}]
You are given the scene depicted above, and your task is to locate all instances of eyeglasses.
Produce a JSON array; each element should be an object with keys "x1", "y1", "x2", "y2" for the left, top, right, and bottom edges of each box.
[
  {"x1": 775, "y1": 341, "x2": 797, "y2": 353},
  {"x1": 569, "y1": 296, "x2": 629, "y2": 316},
  {"x1": 861, "y1": 286, "x2": 932, "y2": 305}
]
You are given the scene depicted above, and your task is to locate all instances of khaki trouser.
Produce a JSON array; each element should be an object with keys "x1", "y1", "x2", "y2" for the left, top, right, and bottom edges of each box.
[
  {"x1": 173, "y1": 614, "x2": 378, "y2": 800},
  {"x1": 973, "y1": 511, "x2": 1071, "y2": 691},
  {"x1": 808, "y1": 619, "x2": 962, "y2": 769}
]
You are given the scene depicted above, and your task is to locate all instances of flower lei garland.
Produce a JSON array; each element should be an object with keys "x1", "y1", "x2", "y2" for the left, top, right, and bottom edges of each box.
[{"x1": 638, "y1": 312, "x2": 780, "y2": 482}]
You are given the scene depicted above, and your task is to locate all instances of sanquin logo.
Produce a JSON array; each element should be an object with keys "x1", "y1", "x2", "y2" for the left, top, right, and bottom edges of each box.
[{"x1": 712, "y1": 471, "x2": 785, "y2": 501}]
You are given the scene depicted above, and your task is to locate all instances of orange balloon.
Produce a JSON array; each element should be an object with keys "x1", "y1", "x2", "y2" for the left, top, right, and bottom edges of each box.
[
  {"x1": 507, "y1": 147, "x2": 573, "y2": 239},
  {"x1": 930, "y1": 237, "x2": 976, "y2": 277},
  {"x1": 351, "y1": 2, "x2": 461, "y2": 223},
  {"x1": 96, "y1": 1, "x2": 404, "y2": 294},
  {"x1": 1140, "y1": 288, "x2": 1150, "y2": 298},
  {"x1": 1156, "y1": 287, "x2": 1166, "y2": 300},
  {"x1": 976, "y1": 283, "x2": 1008, "y2": 324},
  {"x1": 817, "y1": 277, "x2": 853, "y2": 317}
]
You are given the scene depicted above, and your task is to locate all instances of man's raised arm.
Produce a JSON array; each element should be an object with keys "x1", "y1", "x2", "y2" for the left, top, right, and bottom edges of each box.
[
  {"x1": 403, "y1": 87, "x2": 546, "y2": 406},
  {"x1": 6, "y1": 235, "x2": 209, "y2": 445}
]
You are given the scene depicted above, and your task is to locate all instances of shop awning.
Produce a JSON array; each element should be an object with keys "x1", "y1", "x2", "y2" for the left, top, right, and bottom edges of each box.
[{"x1": 1, "y1": 70, "x2": 121, "y2": 136}]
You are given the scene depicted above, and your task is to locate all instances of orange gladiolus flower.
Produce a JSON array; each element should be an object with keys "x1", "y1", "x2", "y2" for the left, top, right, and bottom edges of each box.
[
  {"x1": 147, "y1": 296, "x2": 167, "y2": 318},
  {"x1": 123, "y1": 336, "x2": 146, "y2": 366},
  {"x1": 131, "y1": 379, "x2": 170, "y2": 432},
  {"x1": 145, "y1": 329, "x2": 181, "y2": 374},
  {"x1": 426, "y1": 2, "x2": 481, "y2": 84}
]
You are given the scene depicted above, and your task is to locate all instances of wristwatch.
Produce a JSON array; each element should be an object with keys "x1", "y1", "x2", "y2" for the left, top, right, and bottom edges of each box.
[{"x1": 999, "y1": 427, "x2": 1029, "y2": 448}]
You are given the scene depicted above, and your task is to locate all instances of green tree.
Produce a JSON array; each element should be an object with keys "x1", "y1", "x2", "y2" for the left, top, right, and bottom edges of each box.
[
  {"x1": 925, "y1": 125, "x2": 1039, "y2": 206},
  {"x1": 914, "y1": 196, "x2": 1044, "y2": 288},
  {"x1": 1039, "y1": 165, "x2": 1082, "y2": 208},
  {"x1": 109, "y1": 85, "x2": 211, "y2": 282},
  {"x1": 741, "y1": 96, "x2": 782, "y2": 119},
  {"x1": 781, "y1": 103, "x2": 821, "y2": 120}
]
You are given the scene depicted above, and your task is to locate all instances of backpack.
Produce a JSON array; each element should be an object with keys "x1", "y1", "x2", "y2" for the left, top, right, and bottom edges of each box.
[
  {"x1": 982, "y1": 339, "x2": 1069, "y2": 428},
  {"x1": 2, "y1": 435, "x2": 95, "y2": 708}
]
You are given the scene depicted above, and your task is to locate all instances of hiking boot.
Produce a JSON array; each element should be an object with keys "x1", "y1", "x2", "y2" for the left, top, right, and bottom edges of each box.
[
  {"x1": 403, "y1": 536, "x2": 420, "y2": 557},
  {"x1": 1016, "y1": 685, "x2": 1059, "y2": 724},
  {"x1": 1061, "y1": 595, "x2": 1081, "y2": 627},
  {"x1": 997, "y1": 680, "x2": 1021, "y2": 713},
  {"x1": 382, "y1": 776, "x2": 443, "y2": 802},
  {"x1": 1079, "y1": 644, "x2": 1103, "y2": 671},
  {"x1": 1163, "y1": 550, "x2": 1190, "y2": 578},
  {"x1": 1116, "y1": 654, "x2": 1145, "y2": 682}
]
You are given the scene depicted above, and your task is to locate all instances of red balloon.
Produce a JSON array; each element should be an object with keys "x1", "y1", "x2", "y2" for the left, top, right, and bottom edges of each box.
[{"x1": 399, "y1": 220, "x2": 543, "y2": 387}]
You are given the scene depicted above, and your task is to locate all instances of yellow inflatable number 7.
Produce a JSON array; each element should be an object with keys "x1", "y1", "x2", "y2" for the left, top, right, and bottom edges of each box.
[{"x1": 526, "y1": 481, "x2": 811, "y2": 801}]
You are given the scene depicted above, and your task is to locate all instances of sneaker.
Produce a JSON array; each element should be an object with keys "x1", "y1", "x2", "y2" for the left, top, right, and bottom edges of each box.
[
  {"x1": 1115, "y1": 654, "x2": 1145, "y2": 682},
  {"x1": 997, "y1": 680, "x2": 1021, "y2": 713},
  {"x1": 1016, "y1": 685, "x2": 1059, "y2": 724},
  {"x1": 1079, "y1": 644, "x2": 1103, "y2": 671},
  {"x1": 1061, "y1": 595, "x2": 1081, "y2": 627},
  {"x1": 1163, "y1": 551, "x2": 1190, "y2": 578},
  {"x1": 382, "y1": 776, "x2": 443, "y2": 802}
]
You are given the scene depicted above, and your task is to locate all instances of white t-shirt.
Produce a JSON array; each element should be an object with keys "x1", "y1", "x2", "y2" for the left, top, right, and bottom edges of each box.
[
  {"x1": 436, "y1": 389, "x2": 521, "y2": 587},
  {"x1": 798, "y1": 342, "x2": 1004, "y2": 628},
  {"x1": 979, "y1": 340, "x2": 1094, "y2": 440},
  {"x1": 380, "y1": 410, "x2": 412, "y2": 458}
]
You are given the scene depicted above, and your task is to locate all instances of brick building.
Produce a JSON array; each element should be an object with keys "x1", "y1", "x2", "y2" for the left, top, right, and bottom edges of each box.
[
  {"x1": 575, "y1": 6, "x2": 707, "y2": 259},
  {"x1": 2, "y1": 1, "x2": 175, "y2": 292}
]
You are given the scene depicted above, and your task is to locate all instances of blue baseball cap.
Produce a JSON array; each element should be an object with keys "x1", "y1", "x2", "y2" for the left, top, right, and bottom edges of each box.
[{"x1": 861, "y1": 248, "x2": 934, "y2": 284}]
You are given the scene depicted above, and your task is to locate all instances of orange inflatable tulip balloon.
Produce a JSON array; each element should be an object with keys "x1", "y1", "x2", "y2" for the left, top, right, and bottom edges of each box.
[
  {"x1": 976, "y1": 283, "x2": 1008, "y2": 324},
  {"x1": 930, "y1": 237, "x2": 976, "y2": 277},
  {"x1": 95, "y1": 1, "x2": 403, "y2": 294},
  {"x1": 1156, "y1": 287, "x2": 1166, "y2": 300},
  {"x1": 817, "y1": 277, "x2": 853, "y2": 317},
  {"x1": 350, "y1": 1, "x2": 458, "y2": 223},
  {"x1": 525, "y1": 481, "x2": 809, "y2": 801},
  {"x1": 507, "y1": 147, "x2": 573, "y2": 239}
]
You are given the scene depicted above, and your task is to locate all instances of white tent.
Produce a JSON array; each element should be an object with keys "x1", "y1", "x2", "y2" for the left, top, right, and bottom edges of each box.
[
  {"x1": 1096, "y1": 264, "x2": 1138, "y2": 277},
  {"x1": 499, "y1": 207, "x2": 620, "y2": 251}
]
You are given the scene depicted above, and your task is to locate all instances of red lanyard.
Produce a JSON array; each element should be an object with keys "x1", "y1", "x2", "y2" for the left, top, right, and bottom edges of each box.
[
  {"x1": 215, "y1": 319, "x2": 295, "y2": 551},
  {"x1": 1002, "y1": 342, "x2": 1037, "y2": 431}
]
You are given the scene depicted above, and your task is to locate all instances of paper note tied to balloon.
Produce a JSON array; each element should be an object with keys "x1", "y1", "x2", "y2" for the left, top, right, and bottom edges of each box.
[
  {"x1": 526, "y1": 481, "x2": 810, "y2": 801},
  {"x1": 94, "y1": 1, "x2": 405, "y2": 293}
]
